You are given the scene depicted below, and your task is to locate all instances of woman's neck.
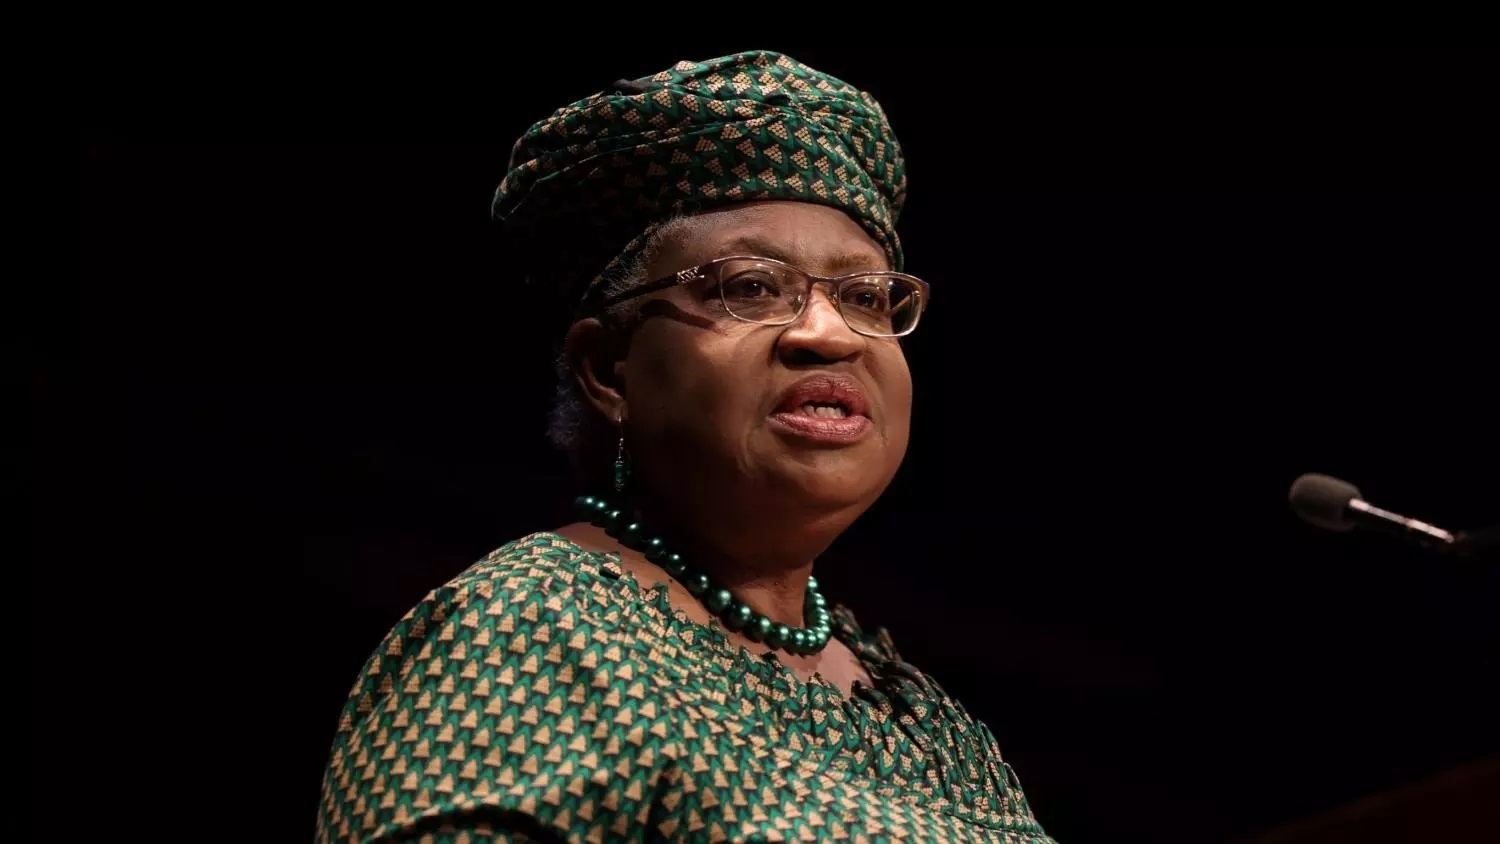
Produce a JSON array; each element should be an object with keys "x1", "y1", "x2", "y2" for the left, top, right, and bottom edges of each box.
[
  {"x1": 695, "y1": 552, "x2": 814, "y2": 629},
  {"x1": 578, "y1": 495, "x2": 841, "y2": 628},
  {"x1": 649, "y1": 502, "x2": 844, "y2": 619},
  {"x1": 551, "y1": 519, "x2": 813, "y2": 628}
]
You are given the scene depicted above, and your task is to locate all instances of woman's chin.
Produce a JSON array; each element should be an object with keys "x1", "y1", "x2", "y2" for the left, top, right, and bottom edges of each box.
[{"x1": 766, "y1": 459, "x2": 889, "y2": 509}]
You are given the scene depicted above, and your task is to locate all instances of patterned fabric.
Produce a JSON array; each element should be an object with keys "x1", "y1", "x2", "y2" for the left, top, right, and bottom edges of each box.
[
  {"x1": 316, "y1": 533, "x2": 1055, "y2": 843},
  {"x1": 491, "y1": 50, "x2": 908, "y2": 315}
]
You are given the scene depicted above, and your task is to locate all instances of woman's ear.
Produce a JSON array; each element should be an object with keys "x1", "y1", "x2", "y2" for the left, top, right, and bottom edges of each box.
[{"x1": 563, "y1": 318, "x2": 627, "y2": 421}]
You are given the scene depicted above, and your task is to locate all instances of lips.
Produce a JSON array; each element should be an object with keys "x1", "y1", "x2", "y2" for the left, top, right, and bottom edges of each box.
[{"x1": 768, "y1": 374, "x2": 873, "y2": 445}]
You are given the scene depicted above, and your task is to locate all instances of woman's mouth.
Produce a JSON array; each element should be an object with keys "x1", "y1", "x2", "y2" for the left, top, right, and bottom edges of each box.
[
  {"x1": 792, "y1": 402, "x2": 851, "y2": 419},
  {"x1": 768, "y1": 376, "x2": 873, "y2": 445}
]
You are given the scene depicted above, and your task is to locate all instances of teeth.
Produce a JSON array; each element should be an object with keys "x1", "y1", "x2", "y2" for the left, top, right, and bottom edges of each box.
[{"x1": 797, "y1": 403, "x2": 849, "y2": 419}]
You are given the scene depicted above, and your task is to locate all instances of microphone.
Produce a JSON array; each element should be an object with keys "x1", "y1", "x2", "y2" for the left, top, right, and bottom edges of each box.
[{"x1": 1288, "y1": 472, "x2": 1461, "y2": 554}]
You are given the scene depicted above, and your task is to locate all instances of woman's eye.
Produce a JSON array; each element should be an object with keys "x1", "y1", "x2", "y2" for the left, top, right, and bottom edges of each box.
[
  {"x1": 843, "y1": 285, "x2": 889, "y2": 311},
  {"x1": 722, "y1": 274, "x2": 781, "y2": 300}
]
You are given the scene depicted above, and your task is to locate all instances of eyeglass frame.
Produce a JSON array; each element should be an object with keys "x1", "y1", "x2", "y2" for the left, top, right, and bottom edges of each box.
[{"x1": 592, "y1": 255, "x2": 932, "y2": 338}]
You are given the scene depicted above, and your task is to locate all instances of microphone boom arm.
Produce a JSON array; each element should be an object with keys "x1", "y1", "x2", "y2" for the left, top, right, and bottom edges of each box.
[{"x1": 1347, "y1": 498, "x2": 1457, "y2": 549}]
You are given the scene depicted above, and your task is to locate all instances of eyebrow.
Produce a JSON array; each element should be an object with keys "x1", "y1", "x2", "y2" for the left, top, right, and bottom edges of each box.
[{"x1": 713, "y1": 235, "x2": 888, "y2": 274}]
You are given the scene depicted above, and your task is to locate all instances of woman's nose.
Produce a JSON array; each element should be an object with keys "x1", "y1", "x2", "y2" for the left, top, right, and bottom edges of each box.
[{"x1": 776, "y1": 287, "x2": 865, "y2": 363}]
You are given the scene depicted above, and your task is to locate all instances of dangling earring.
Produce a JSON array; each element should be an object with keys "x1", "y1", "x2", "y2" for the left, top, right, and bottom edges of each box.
[{"x1": 613, "y1": 411, "x2": 629, "y2": 493}]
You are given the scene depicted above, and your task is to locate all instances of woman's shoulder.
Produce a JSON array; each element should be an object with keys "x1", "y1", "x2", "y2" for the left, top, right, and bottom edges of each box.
[
  {"x1": 452, "y1": 530, "x2": 615, "y2": 589},
  {"x1": 413, "y1": 531, "x2": 628, "y2": 620},
  {"x1": 316, "y1": 532, "x2": 638, "y2": 841},
  {"x1": 324, "y1": 531, "x2": 627, "y2": 733}
]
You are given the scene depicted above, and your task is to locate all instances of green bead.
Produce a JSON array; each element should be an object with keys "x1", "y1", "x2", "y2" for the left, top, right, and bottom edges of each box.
[
  {"x1": 663, "y1": 553, "x2": 686, "y2": 576},
  {"x1": 706, "y1": 589, "x2": 732, "y2": 612},
  {"x1": 621, "y1": 521, "x2": 644, "y2": 546},
  {"x1": 603, "y1": 509, "x2": 625, "y2": 535},
  {"x1": 762, "y1": 624, "x2": 780, "y2": 648},
  {"x1": 592, "y1": 498, "x2": 610, "y2": 514},
  {"x1": 769, "y1": 624, "x2": 790, "y2": 649},
  {"x1": 726, "y1": 603, "x2": 753, "y2": 631},
  {"x1": 812, "y1": 593, "x2": 827, "y2": 608},
  {"x1": 791, "y1": 630, "x2": 808, "y2": 652},
  {"x1": 575, "y1": 495, "x2": 596, "y2": 516},
  {"x1": 644, "y1": 538, "x2": 666, "y2": 561},
  {"x1": 750, "y1": 617, "x2": 772, "y2": 642},
  {"x1": 807, "y1": 576, "x2": 819, "y2": 591},
  {"x1": 686, "y1": 573, "x2": 709, "y2": 595}
]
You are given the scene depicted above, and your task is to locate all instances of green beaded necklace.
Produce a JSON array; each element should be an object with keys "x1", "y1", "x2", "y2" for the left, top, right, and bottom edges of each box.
[{"x1": 575, "y1": 495, "x2": 834, "y2": 656}]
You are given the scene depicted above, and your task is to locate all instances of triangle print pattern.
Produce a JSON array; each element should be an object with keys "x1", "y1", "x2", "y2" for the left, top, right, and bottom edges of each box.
[{"x1": 317, "y1": 533, "x2": 1055, "y2": 843}]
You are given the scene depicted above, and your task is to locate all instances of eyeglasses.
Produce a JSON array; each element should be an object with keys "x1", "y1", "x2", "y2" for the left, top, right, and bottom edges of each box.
[{"x1": 597, "y1": 255, "x2": 931, "y2": 338}]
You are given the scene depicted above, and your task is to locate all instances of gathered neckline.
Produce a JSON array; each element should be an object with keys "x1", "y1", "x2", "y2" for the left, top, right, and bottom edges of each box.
[
  {"x1": 539, "y1": 531, "x2": 894, "y2": 703},
  {"x1": 511, "y1": 530, "x2": 1039, "y2": 833}
]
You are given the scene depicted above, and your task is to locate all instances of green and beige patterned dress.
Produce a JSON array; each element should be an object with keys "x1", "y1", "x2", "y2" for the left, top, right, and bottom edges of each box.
[{"x1": 316, "y1": 533, "x2": 1056, "y2": 842}]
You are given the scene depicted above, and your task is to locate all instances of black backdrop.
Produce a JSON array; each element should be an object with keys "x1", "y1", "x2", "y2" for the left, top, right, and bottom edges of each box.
[{"x1": 60, "y1": 49, "x2": 1497, "y2": 842}]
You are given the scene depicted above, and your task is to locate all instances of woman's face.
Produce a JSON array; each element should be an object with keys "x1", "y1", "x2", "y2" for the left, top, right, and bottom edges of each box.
[{"x1": 618, "y1": 200, "x2": 914, "y2": 539}]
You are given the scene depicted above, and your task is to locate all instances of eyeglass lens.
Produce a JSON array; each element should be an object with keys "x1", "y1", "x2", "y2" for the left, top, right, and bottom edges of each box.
[{"x1": 714, "y1": 259, "x2": 921, "y2": 336}]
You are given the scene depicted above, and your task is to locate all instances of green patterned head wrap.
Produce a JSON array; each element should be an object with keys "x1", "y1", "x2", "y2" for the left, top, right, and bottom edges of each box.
[{"x1": 492, "y1": 50, "x2": 908, "y2": 316}]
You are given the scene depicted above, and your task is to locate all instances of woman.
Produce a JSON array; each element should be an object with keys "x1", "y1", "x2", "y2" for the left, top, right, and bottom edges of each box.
[{"x1": 316, "y1": 50, "x2": 1055, "y2": 843}]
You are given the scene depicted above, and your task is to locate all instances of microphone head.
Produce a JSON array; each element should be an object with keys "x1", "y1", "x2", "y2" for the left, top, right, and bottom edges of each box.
[{"x1": 1289, "y1": 472, "x2": 1363, "y2": 532}]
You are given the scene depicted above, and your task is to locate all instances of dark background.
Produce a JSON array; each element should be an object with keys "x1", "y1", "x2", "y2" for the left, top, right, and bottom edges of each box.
[{"x1": 57, "y1": 49, "x2": 1496, "y2": 841}]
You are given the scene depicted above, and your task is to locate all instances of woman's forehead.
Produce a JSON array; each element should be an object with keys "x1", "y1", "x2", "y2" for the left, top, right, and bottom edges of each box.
[{"x1": 659, "y1": 202, "x2": 889, "y2": 273}]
